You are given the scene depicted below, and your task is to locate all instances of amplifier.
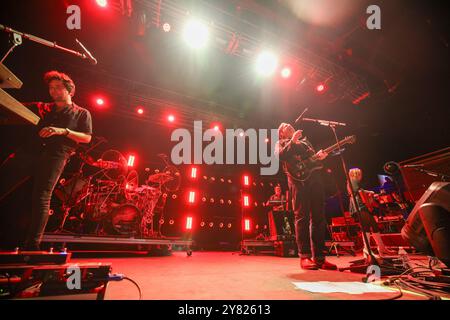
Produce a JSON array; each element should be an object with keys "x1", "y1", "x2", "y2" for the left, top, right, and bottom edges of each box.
[{"x1": 274, "y1": 240, "x2": 298, "y2": 257}]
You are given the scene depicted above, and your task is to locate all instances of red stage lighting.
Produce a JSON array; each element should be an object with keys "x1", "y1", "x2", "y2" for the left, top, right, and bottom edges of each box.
[
  {"x1": 190, "y1": 167, "x2": 198, "y2": 179},
  {"x1": 96, "y1": 0, "x2": 108, "y2": 8},
  {"x1": 316, "y1": 84, "x2": 327, "y2": 93},
  {"x1": 243, "y1": 195, "x2": 250, "y2": 207},
  {"x1": 168, "y1": 114, "x2": 175, "y2": 122},
  {"x1": 281, "y1": 67, "x2": 292, "y2": 79},
  {"x1": 127, "y1": 155, "x2": 135, "y2": 167},
  {"x1": 244, "y1": 219, "x2": 251, "y2": 231},
  {"x1": 188, "y1": 191, "x2": 196, "y2": 204},
  {"x1": 243, "y1": 175, "x2": 250, "y2": 186},
  {"x1": 186, "y1": 216, "x2": 193, "y2": 230},
  {"x1": 137, "y1": 107, "x2": 144, "y2": 115},
  {"x1": 96, "y1": 98, "x2": 105, "y2": 106}
]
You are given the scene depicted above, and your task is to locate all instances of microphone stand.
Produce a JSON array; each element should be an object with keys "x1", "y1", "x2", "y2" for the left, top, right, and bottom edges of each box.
[
  {"x1": 0, "y1": 24, "x2": 96, "y2": 64},
  {"x1": 312, "y1": 119, "x2": 404, "y2": 274}
]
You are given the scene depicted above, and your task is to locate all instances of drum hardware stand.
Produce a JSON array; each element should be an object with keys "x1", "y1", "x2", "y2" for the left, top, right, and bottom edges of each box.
[{"x1": 54, "y1": 158, "x2": 90, "y2": 234}]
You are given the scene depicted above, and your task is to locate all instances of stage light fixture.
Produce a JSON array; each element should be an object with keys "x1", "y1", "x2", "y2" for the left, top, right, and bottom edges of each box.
[
  {"x1": 168, "y1": 114, "x2": 175, "y2": 122},
  {"x1": 316, "y1": 83, "x2": 327, "y2": 93},
  {"x1": 188, "y1": 191, "x2": 196, "y2": 204},
  {"x1": 127, "y1": 155, "x2": 135, "y2": 167},
  {"x1": 137, "y1": 107, "x2": 144, "y2": 115},
  {"x1": 255, "y1": 51, "x2": 278, "y2": 77},
  {"x1": 96, "y1": 0, "x2": 108, "y2": 8},
  {"x1": 186, "y1": 216, "x2": 193, "y2": 230},
  {"x1": 281, "y1": 67, "x2": 292, "y2": 78},
  {"x1": 182, "y1": 19, "x2": 209, "y2": 49},
  {"x1": 190, "y1": 167, "x2": 198, "y2": 179},
  {"x1": 244, "y1": 219, "x2": 251, "y2": 231},
  {"x1": 243, "y1": 195, "x2": 250, "y2": 207},
  {"x1": 95, "y1": 98, "x2": 105, "y2": 106},
  {"x1": 163, "y1": 22, "x2": 171, "y2": 32}
]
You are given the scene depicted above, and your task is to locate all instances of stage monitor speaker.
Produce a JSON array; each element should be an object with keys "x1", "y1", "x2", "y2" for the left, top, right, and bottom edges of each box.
[{"x1": 401, "y1": 182, "x2": 450, "y2": 267}]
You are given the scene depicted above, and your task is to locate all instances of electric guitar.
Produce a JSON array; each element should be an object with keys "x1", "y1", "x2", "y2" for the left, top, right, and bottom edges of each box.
[{"x1": 286, "y1": 135, "x2": 356, "y2": 182}]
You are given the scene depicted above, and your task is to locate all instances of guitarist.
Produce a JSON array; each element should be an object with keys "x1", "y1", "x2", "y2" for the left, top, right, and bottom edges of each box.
[
  {"x1": 275, "y1": 123, "x2": 337, "y2": 270},
  {"x1": 0, "y1": 71, "x2": 92, "y2": 250}
]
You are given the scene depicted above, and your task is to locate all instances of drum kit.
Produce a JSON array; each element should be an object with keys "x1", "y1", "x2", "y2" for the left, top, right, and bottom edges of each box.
[{"x1": 53, "y1": 149, "x2": 180, "y2": 238}]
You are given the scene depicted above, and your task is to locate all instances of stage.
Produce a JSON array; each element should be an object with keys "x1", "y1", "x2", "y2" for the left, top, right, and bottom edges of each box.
[{"x1": 67, "y1": 251, "x2": 442, "y2": 300}]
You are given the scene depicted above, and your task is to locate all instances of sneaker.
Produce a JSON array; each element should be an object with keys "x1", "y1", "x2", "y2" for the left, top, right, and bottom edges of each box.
[
  {"x1": 314, "y1": 259, "x2": 338, "y2": 270},
  {"x1": 300, "y1": 258, "x2": 319, "y2": 270}
]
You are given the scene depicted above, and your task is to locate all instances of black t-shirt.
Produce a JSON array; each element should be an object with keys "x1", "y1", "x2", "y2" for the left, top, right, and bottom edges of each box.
[{"x1": 24, "y1": 102, "x2": 92, "y2": 155}]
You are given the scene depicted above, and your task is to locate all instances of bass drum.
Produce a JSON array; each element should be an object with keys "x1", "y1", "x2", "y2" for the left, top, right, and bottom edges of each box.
[{"x1": 110, "y1": 204, "x2": 142, "y2": 236}]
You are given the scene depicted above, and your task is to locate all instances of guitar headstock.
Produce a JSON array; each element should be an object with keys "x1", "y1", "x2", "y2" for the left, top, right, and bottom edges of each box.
[{"x1": 343, "y1": 135, "x2": 357, "y2": 144}]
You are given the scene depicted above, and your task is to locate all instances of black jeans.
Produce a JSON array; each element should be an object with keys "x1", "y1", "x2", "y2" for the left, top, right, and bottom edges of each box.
[
  {"x1": 288, "y1": 170, "x2": 326, "y2": 261},
  {"x1": 0, "y1": 149, "x2": 68, "y2": 248}
]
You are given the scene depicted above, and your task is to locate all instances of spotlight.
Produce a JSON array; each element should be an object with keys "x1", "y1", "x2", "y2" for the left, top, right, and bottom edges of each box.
[
  {"x1": 281, "y1": 67, "x2": 292, "y2": 79},
  {"x1": 96, "y1": 0, "x2": 108, "y2": 8},
  {"x1": 168, "y1": 114, "x2": 175, "y2": 122},
  {"x1": 159, "y1": 219, "x2": 164, "y2": 225},
  {"x1": 137, "y1": 107, "x2": 144, "y2": 115},
  {"x1": 227, "y1": 223, "x2": 232, "y2": 229},
  {"x1": 255, "y1": 51, "x2": 278, "y2": 77},
  {"x1": 162, "y1": 22, "x2": 171, "y2": 32},
  {"x1": 219, "y1": 222, "x2": 224, "y2": 228},
  {"x1": 95, "y1": 98, "x2": 105, "y2": 106},
  {"x1": 209, "y1": 222, "x2": 214, "y2": 228},
  {"x1": 200, "y1": 221, "x2": 205, "y2": 227},
  {"x1": 316, "y1": 83, "x2": 327, "y2": 93},
  {"x1": 183, "y1": 19, "x2": 209, "y2": 49},
  {"x1": 169, "y1": 219, "x2": 175, "y2": 225},
  {"x1": 265, "y1": 138, "x2": 269, "y2": 143}
]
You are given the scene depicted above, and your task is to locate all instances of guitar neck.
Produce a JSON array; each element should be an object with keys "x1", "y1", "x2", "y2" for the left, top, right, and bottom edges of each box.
[{"x1": 323, "y1": 139, "x2": 350, "y2": 155}]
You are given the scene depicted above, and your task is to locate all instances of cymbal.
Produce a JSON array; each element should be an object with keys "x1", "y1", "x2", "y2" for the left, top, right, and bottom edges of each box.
[{"x1": 147, "y1": 172, "x2": 174, "y2": 184}]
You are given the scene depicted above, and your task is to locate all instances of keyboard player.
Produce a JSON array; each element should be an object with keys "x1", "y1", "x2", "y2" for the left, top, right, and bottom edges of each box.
[
  {"x1": 0, "y1": 70, "x2": 92, "y2": 250},
  {"x1": 266, "y1": 185, "x2": 286, "y2": 212}
]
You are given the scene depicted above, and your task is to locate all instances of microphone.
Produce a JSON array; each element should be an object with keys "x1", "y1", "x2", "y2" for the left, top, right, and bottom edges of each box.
[
  {"x1": 402, "y1": 164, "x2": 424, "y2": 168},
  {"x1": 294, "y1": 108, "x2": 308, "y2": 124},
  {"x1": 76, "y1": 39, "x2": 97, "y2": 65},
  {"x1": 302, "y1": 117, "x2": 347, "y2": 127}
]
